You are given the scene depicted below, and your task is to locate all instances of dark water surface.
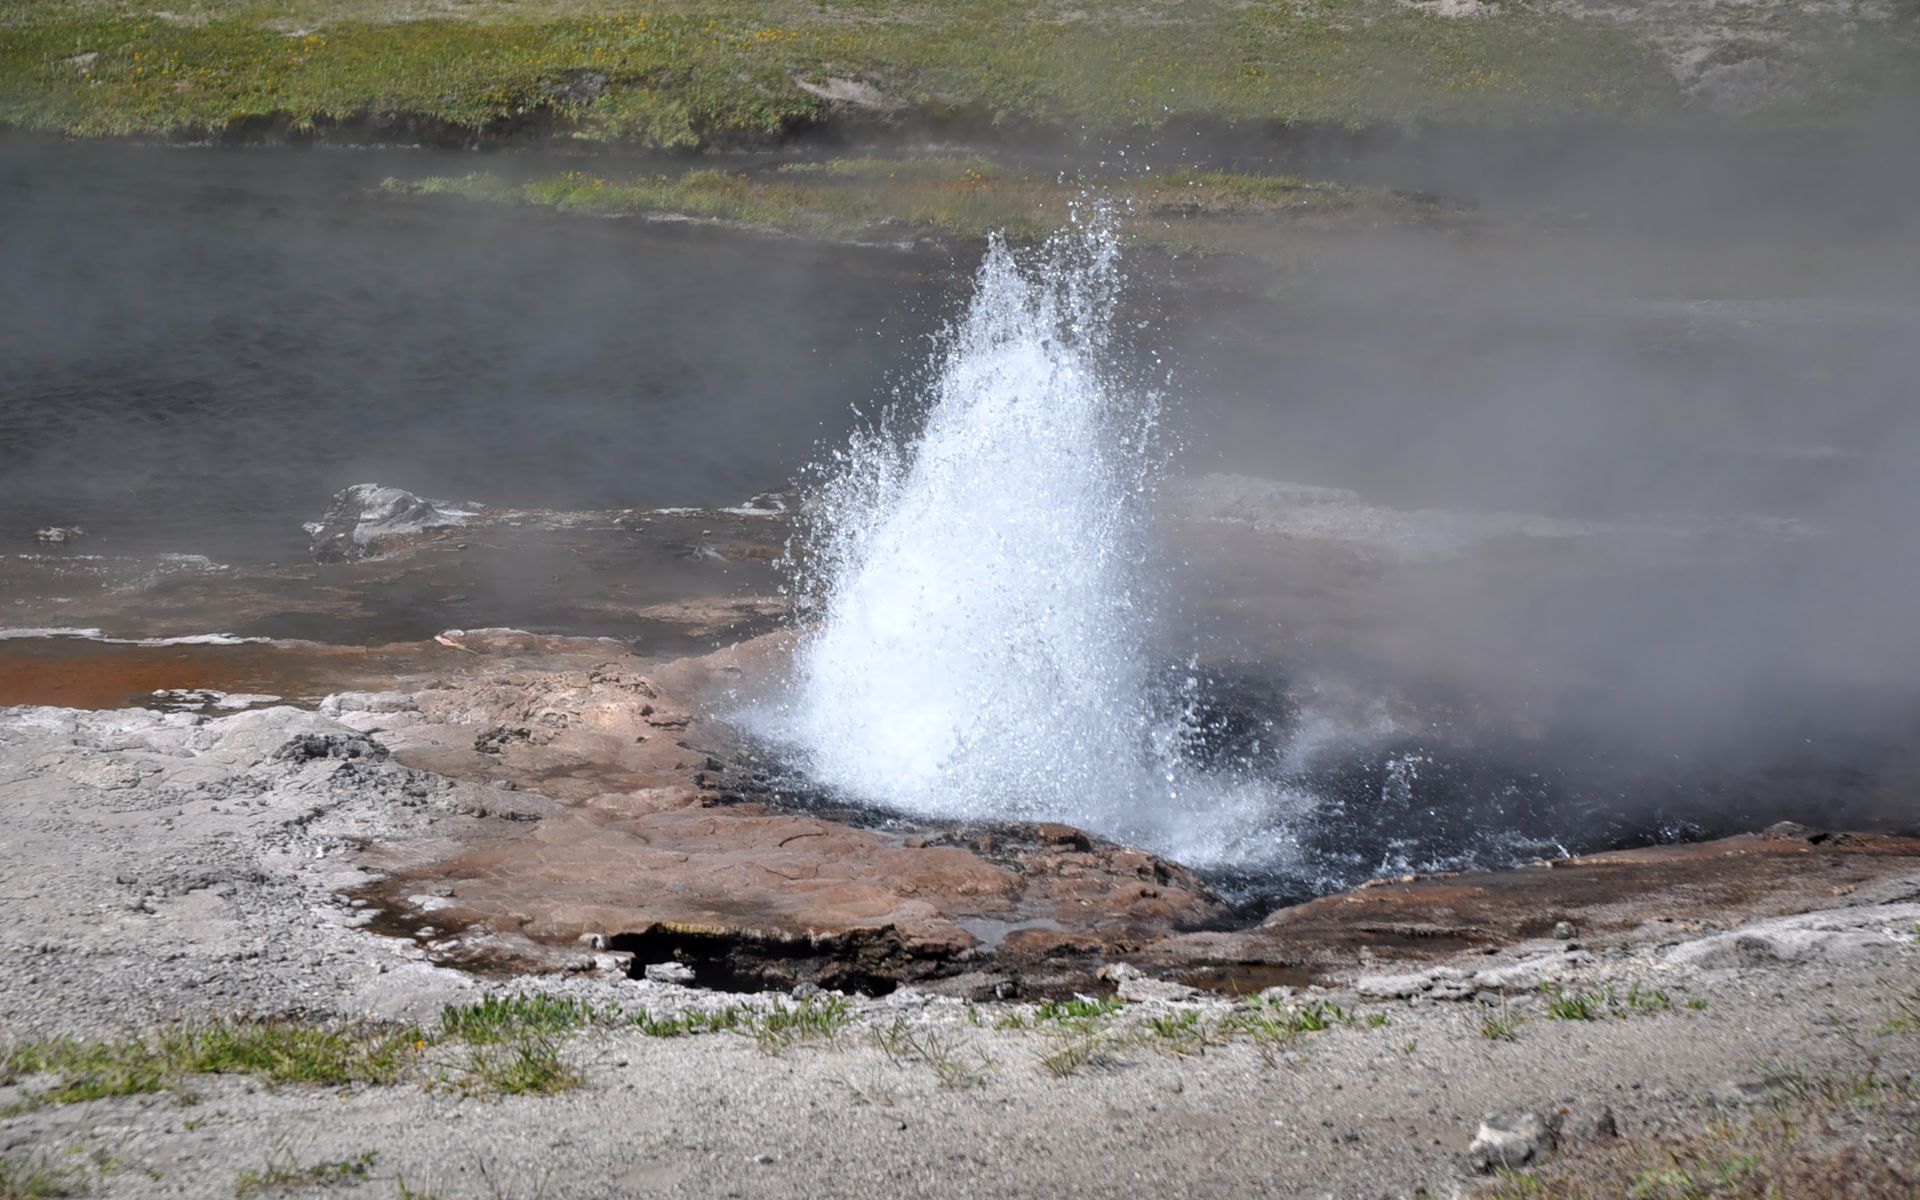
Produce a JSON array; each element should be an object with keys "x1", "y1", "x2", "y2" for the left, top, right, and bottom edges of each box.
[{"x1": 0, "y1": 141, "x2": 949, "y2": 562}]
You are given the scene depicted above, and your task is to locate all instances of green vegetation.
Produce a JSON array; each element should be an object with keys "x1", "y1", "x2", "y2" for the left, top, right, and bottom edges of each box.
[
  {"x1": 438, "y1": 994, "x2": 598, "y2": 1044},
  {"x1": 1481, "y1": 1014, "x2": 1523, "y2": 1042},
  {"x1": 0, "y1": 1153, "x2": 90, "y2": 1200},
  {"x1": 629, "y1": 993, "x2": 851, "y2": 1050},
  {"x1": 1541, "y1": 982, "x2": 1675, "y2": 1022},
  {"x1": 1034, "y1": 996, "x2": 1126, "y2": 1025},
  {"x1": 873, "y1": 1017, "x2": 990, "y2": 1088},
  {"x1": 993, "y1": 992, "x2": 1382, "y2": 1074},
  {"x1": 0, "y1": 0, "x2": 1683, "y2": 145},
  {"x1": 629, "y1": 1005, "x2": 745, "y2": 1038},
  {"x1": 234, "y1": 1150, "x2": 376, "y2": 1198},
  {"x1": 1, "y1": 1020, "x2": 420, "y2": 1111},
  {"x1": 1485, "y1": 1073, "x2": 1919, "y2": 1200},
  {"x1": 745, "y1": 994, "x2": 854, "y2": 1052},
  {"x1": 381, "y1": 159, "x2": 1433, "y2": 254},
  {"x1": 1882, "y1": 988, "x2": 1920, "y2": 1036},
  {"x1": 451, "y1": 1032, "x2": 579, "y2": 1096}
]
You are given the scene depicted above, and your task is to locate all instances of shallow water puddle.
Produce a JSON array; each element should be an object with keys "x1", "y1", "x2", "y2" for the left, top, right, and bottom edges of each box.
[{"x1": 0, "y1": 636, "x2": 422, "y2": 710}]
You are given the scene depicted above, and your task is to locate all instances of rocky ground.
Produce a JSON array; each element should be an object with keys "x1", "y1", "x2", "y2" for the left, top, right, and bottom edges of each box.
[
  {"x1": 3, "y1": 487, "x2": 1918, "y2": 1198},
  {"x1": 2, "y1": 635, "x2": 1917, "y2": 1197}
]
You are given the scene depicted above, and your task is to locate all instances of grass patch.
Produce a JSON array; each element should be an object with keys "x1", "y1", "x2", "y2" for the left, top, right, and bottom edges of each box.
[
  {"x1": 438, "y1": 994, "x2": 597, "y2": 1044},
  {"x1": 1540, "y1": 982, "x2": 1674, "y2": 1022},
  {"x1": 233, "y1": 1149, "x2": 376, "y2": 1198},
  {"x1": 1035, "y1": 996, "x2": 1125, "y2": 1026},
  {"x1": 450, "y1": 1033, "x2": 580, "y2": 1097},
  {"x1": 1037, "y1": 1029, "x2": 1123, "y2": 1079},
  {"x1": 744, "y1": 994, "x2": 853, "y2": 1052},
  {"x1": 382, "y1": 160, "x2": 1439, "y2": 254},
  {"x1": 629, "y1": 994, "x2": 849, "y2": 1050},
  {"x1": 629, "y1": 1005, "x2": 745, "y2": 1038},
  {"x1": 1882, "y1": 988, "x2": 1920, "y2": 1036},
  {"x1": 1481, "y1": 1014, "x2": 1523, "y2": 1042},
  {"x1": 1140, "y1": 1009, "x2": 1212, "y2": 1057},
  {"x1": 873, "y1": 1018, "x2": 990, "y2": 1088},
  {"x1": 1485, "y1": 1073, "x2": 1919, "y2": 1199},
  {"x1": 2, "y1": 1020, "x2": 421, "y2": 1110},
  {"x1": 0, "y1": 1154, "x2": 91, "y2": 1200},
  {"x1": 0, "y1": 0, "x2": 1686, "y2": 146}
]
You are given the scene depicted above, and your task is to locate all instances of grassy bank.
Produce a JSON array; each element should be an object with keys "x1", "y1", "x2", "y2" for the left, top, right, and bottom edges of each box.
[
  {"x1": 380, "y1": 156, "x2": 1451, "y2": 249},
  {"x1": 0, "y1": 0, "x2": 1680, "y2": 147}
]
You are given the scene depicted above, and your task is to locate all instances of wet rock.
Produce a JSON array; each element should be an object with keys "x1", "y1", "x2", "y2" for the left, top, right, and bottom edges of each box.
[
  {"x1": 541, "y1": 69, "x2": 607, "y2": 102},
  {"x1": 1470, "y1": 950, "x2": 1594, "y2": 995},
  {"x1": 1100, "y1": 962, "x2": 1199, "y2": 1004},
  {"x1": 1353, "y1": 971, "x2": 1434, "y2": 999},
  {"x1": 306, "y1": 484, "x2": 478, "y2": 563},
  {"x1": 32, "y1": 526, "x2": 85, "y2": 545},
  {"x1": 1353, "y1": 966, "x2": 1474, "y2": 1000},
  {"x1": 644, "y1": 961, "x2": 696, "y2": 985},
  {"x1": 1468, "y1": 1110, "x2": 1555, "y2": 1172},
  {"x1": 273, "y1": 732, "x2": 388, "y2": 762}
]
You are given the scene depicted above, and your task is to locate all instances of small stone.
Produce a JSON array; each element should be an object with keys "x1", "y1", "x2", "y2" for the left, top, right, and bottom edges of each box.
[
  {"x1": 644, "y1": 961, "x2": 696, "y2": 984},
  {"x1": 1468, "y1": 1111, "x2": 1555, "y2": 1173},
  {"x1": 1552, "y1": 921, "x2": 1579, "y2": 940}
]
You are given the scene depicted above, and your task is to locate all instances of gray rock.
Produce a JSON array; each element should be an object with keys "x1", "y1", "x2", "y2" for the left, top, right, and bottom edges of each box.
[
  {"x1": 1556, "y1": 1102, "x2": 1619, "y2": 1141},
  {"x1": 1100, "y1": 961, "x2": 1200, "y2": 1003},
  {"x1": 1471, "y1": 950, "x2": 1595, "y2": 995},
  {"x1": 644, "y1": 961, "x2": 696, "y2": 984},
  {"x1": 305, "y1": 484, "x2": 478, "y2": 563},
  {"x1": 1468, "y1": 1110, "x2": 1555, "y2": 1172},
  {"x1": 1353, "y1": 971, "x2": 1436, "y2": 1000},
  {"x1": 32, "y1": 526, "x2": 85, "y2": 544},
  {"x1": 1552, "y1": 921, "x2": 1579, "y2": 940}
]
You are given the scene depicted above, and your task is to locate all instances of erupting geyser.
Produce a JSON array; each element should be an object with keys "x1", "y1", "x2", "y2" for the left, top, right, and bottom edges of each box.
[{"x1": 754, "y1": 210, "x2": 1300, "y2": 868}]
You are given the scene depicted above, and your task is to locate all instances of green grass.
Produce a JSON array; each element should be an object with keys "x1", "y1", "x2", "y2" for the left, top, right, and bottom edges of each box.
[
  {"x1": 0, "y1": 993, "x2": 620, "y2": 1109},
  {"x1": 629, "y1": 1005, "x2": 745, "y2": 1038},
  {"x1": 1540, "y1": 982, "x2": 1674, "y2": 1022},
  {"x1": 744, "y1": 994, "x2": 853, "y2": 1052},
  {"x1": 627, "y1": 994, "x2": 850, "y2": 1051},
  {"x1": 381, "y1": 159, "x2": 1430, "y2": 253},
  {"x1": 0, "y1": 1154, "x2": 88, "y2": 1200},
  {"x1": 1481, "y1": 1014, "x2": 1523, "y2": 1042},
  {"x1": 1882, "y1": 988, "x2": 1920, "y2": 1036},
  {"x1": 438, "y1": 994, "x2": 597, "y2": 1044},
  {"x1": 450, "y1": 1033, "x2": 580, "y2": 1096},
  {"x1": 872, "y1": 1017, "x2": 990, "y2": 1088},
  {"x1": 1034, "y1": 996, "x2": 1125, "y2": 1025},
  {"x1": 1485, "y1": 1072, "x2": 1919, "y2": 1200},
  {"x1": 234, "y1": 1150, "x2": 376, "y2": 1198},
  {"x1": 2, "y1": 1020, "x2": 422, "y2": 1110},
  {"x1": 0, "y1": 0, "x2": 1685, "y2": 146}
]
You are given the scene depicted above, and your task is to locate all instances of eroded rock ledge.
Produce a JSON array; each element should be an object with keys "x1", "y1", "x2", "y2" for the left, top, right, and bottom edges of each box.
[
  {"x1": 4, "y1": 623, "x2": 1916, "y2": 1018},
  {"x1": 307, "y1": 632, "x2": 1920, "y2": 999}
]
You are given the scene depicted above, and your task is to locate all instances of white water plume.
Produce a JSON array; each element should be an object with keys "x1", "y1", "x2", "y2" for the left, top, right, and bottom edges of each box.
[{"x1": 754, "y1": 210, "x2": 1306, "y2": 868}]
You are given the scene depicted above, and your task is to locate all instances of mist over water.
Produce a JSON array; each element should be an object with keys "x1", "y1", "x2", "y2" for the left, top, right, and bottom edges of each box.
[{"x1": 753, "y1": 209, "x2": 1309, "y2": 870}]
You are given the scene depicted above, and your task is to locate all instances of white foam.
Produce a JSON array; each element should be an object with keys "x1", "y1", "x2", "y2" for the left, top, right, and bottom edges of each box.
[
  {"x1": 748, "y1": 212, "x2": 1305, "y2": 868},
  {"x1": 0, "y1": 628, "x2": 269, "y2": 646}
]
